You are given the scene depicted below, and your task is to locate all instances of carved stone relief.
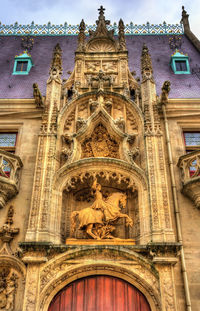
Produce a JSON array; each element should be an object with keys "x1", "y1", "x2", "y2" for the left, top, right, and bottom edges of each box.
[
  {"x1": 126, "y1": 109, "x2": 138, "y2": 132},
  {"x1": 64, "y1": 109, "x2": 75, "y2": 132},
  {"x1": 102, "y1": 61, "x2": 117, "y2": 72},
  {"x1": 24, "y1": 265, "x2": 39, "y2": 311},
  {"x1": 70, "y1": 178, "x2": 133, "y2": 240},
  {"x1": 159, "y1": 265, "x2": 176, "y2": 311},
  {"x1": 85, "y1": 61, "x2": 100, "y2": 72},
  {"x1": 0, "y1": 268, "x2": 18, "y2": 311},
  {"x1": 87, "y1": 41, "x2": 116, "y2": 52},
  {"x1": 81, "y1": 123, "x2": 119, "y2": 158}
]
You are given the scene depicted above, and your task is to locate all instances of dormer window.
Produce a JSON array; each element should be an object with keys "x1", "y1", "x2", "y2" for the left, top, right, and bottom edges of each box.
[
  {"x1": 13, "y1": 51, "x2": 33, "y2": 75},
  {"x1": 16, "y1": 61, "x2": 28, "y2": 72},
  {"x1": 170, "y1": 50, "x2": 190, "y2": 74},
  {"x1": 175, "y1": 60, "x2": 187, "y2": 71}
]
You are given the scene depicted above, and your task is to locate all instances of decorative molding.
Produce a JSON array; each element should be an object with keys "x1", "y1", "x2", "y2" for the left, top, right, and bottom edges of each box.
[{"x1": 0, "y1": 22, "x2": 184, "y2": 36}]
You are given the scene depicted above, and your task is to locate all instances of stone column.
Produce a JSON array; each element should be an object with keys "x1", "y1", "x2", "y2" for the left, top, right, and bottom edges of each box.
[
  {"x1": 141, "y1": 44, "x2": 175, "y2": 242},
  {"x1": 25, "y1": 44, "x2": 62, "y2": 243}
]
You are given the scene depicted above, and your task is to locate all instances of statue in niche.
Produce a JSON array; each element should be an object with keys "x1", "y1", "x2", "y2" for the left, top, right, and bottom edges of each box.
[
  {"x1": 81, "y1": 123, "x2": 119, "y2": 158},
  {"x1": 0, "y1": 268, "x2": 18, "y2": 311},
  {"x1": 70, "y1": 179, "x2": 133, "y2": 240}
]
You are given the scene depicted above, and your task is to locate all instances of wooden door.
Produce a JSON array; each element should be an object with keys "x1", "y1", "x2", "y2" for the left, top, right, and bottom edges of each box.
[{"x1": 48, "y1": 275, "x2": 151, "y2": 311}]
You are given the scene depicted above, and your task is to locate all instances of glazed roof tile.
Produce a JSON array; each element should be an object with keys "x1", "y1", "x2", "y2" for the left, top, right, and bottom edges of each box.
[{"x1": 0, "y1": 34, "x2": 199, "y2": 99}]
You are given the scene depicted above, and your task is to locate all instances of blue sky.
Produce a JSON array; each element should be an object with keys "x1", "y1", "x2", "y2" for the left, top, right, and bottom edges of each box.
[{"x1": 0, "y1": 0, "x2": 199, "y2": 38}]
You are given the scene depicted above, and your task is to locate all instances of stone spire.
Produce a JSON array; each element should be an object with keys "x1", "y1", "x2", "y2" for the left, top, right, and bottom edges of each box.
[
  {"x1": 118, "y1": 18, "x2": 126, "y2": 50},
  {"x1": 141, "y1": 44, "x2": 154, "y2": 82},
  {"x1": 48, "y1": 43, "x2": 63, "y2": 83},
  {"x1": 88, "y1": 6, "x2": 114, "y2": 40},
  {"x1": 77, "y1": 19, "x2": 86, "y2": 51}
]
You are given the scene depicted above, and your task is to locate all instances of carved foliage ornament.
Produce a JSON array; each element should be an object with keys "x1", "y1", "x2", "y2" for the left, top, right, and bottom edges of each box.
[
  {"x1": 64, "y1": 169, "x2": 137, "y2": 192},
  {"x1": 81, "y1": 123, "x2": 119, "y2": 158}
]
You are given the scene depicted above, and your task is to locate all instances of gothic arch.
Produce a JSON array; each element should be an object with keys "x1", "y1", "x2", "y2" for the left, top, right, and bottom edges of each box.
[
  {"x1": 0, "y1": 254, "x2": 26, "y2": 277},
  {"x1": 50, "y1": 157, "x2": 150, "y2": 243},
  {"x1": 58, "y1": 92, "x2": 144, "y2": 134},
  {"x1": 39, "y1": 249, "x2": 161, "y2": 311}
]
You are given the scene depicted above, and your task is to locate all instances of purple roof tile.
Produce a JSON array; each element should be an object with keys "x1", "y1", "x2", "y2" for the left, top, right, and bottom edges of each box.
[{"x1": 0, "y1": 35, "x2": 199, "y2": 99}]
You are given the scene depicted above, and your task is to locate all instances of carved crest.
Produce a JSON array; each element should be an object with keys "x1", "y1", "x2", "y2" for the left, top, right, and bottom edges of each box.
[{"x1": 81, "y1": 123, "x2": 119, "y2": 158}]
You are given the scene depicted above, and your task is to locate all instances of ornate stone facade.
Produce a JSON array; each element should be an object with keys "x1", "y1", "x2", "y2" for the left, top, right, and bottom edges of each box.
[{"x1": 0, "y1": 5, "x2": 200, "y2": 311}]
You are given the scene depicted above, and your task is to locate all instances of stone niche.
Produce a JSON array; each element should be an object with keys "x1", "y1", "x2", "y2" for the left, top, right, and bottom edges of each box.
[
  {"x1": 60, "y1": 174, "x2": 139, "y2": 243},
  {"x1": 0, "y1": 265, "x2": 25, "y2": 311}
]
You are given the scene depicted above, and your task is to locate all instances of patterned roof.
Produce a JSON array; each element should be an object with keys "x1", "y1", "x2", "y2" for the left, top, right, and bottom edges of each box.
[{"x1": 0, "y1": 34, "x2": 199, "y2": 99}]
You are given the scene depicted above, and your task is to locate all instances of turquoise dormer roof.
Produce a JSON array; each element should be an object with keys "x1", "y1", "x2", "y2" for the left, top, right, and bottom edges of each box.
[
  {"x1": 13, "y1": 51, "x2": 33, "y2": 75},
  {"x1": 170, "y1": 49, "x2": 190, "y2": 74}
]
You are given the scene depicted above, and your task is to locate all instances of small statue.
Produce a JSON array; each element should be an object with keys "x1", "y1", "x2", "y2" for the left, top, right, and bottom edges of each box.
[
  {"x1": 160, "y1": 80, "x2": 171, "y2": 103},
  {"x1": 33, "y1": 83, "x2": 44, "y2": 107},
  {"x1": 76, "y1": 117, "x2": 87, "y2": 131},
  {"x1": 89, "y1": 99, "x2": 99, "y2": 114},
  {"x1": 115, "y1": 117, "x2": 125, "y2": 132}
]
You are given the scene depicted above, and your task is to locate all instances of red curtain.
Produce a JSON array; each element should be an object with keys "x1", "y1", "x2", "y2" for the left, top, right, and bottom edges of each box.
[{"x1": 48, "y1": 275, "x2": 151, "y2": 311}]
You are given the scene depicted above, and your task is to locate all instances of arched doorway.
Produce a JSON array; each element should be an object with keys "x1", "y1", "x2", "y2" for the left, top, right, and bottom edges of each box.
[{"x1": 48, "y1": 275, "x2": 151, "y2": 311}]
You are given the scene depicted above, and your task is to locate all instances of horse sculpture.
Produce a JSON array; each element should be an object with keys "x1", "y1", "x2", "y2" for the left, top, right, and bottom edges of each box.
[{"x1": 70, "y1": 179, "x2": 133, "y2": 240}]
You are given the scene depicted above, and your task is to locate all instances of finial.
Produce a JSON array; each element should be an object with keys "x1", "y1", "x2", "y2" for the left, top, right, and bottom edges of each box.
[
  {"x1": 77, "y1": 19, "x2": 86, "y2": 51},
  {"x1": 98, "y1": 5, "x2": 106, "y2": 17},
  {"x1": 181, "y1": 5, "x2": 190, "y2": 30},
  {"x1": 48, "y1": 43, "x2": 63, "y2": 84},
  {"x1": 118, "y1": 18, "x2": 126, "y2": 50},
  {"x1": 141, "y1": 44, "x2": 154, "y2": 82}
]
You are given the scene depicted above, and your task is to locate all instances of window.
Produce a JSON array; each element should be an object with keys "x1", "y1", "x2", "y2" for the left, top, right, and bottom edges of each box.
[
  {"x1": 175, "y1": 60, "x2": 187, "y2": 71},
  {"x1": 183, "y1": 132, "x2": 200, "y2": 152},
  {"x1": 16, "y1": 61, "x2": 28, "y2": 72},
  {"x1": 0, "y1": 133, "x2": 17, "y2": 177},
  {"x1": 13, "y1": 51, "x2": 33, "y2": 75},
  {"x1": 183, "y1": 132, "x2": 200, "y2": 176},
  {"x1": 0, "y1": 133, "x2": 17, "y2": 153},
  {"x1": 170, "y1": 50, "x2": 190, "y2": 74}
]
